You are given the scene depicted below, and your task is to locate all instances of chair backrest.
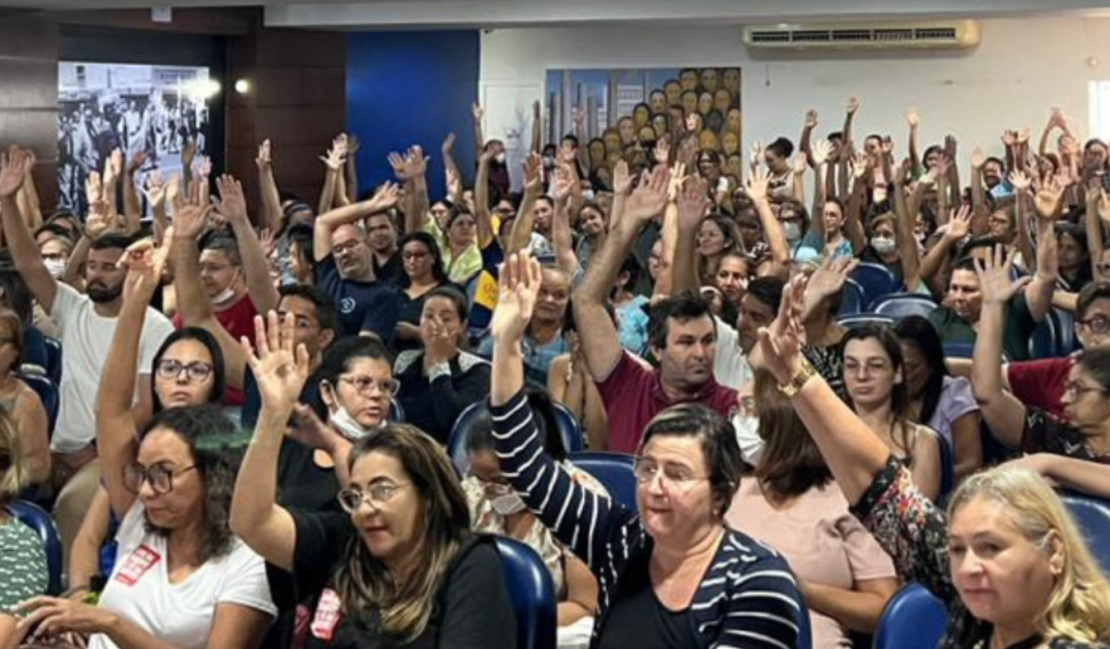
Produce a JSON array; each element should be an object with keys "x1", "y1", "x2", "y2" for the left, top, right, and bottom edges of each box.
[
  {"x1": 492, "y1": 536, "x2": 557, "y2": 649},
  {"x1": 43, "y1": 336, "x2": 62, "y2": 384},
  {"x1": 873, "y1": 582, "x2": 948, "y2": 649},
  {"x1": 836, "y1": 278, "x2": 866, "y2": 317},
  {"x1": 1053, "y1": 307, "x2": 1078, "y2": 355},
  {"x1": 872, "y1": 293, "x2": 938, "y2": 320},
  {"x1": 1029, "y1": 309, "x2": 1060, "y2": 359},
  {"x1": 568, "y1": 451, "x2": 638, "y2": 511},
  {"x1": 942, "y1": 342, "x2": 975, "y2": 359},
  {"x1": 388, "y1": 398, "x2": 404, "y2": 423},
  {"x1": 834, "y1": 314, "x2": 896, "y2": 330},
  {"x1": 448, "y1": 401, "x2": 585, "y2": 476},
  {"x1": 1058, "y1": 490, "x2": 1110, "y2": 576},
  {"x1": 19, "y1": 373, "x2": 58, "y2": 437},
  {"x1": 921, "y1": 426, "x2": 954, "y2": 501},
  {"x1": 849, "y1": 263, "x2": 898, "y2": 306},
  {"x1": 7, "y1": 499, "x2": 64, "y2": 596}
]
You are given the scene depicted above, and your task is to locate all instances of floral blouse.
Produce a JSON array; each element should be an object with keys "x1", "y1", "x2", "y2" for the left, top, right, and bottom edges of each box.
[{"x1": 851, "y1": 457, "x2": 1109, "y2": 649}]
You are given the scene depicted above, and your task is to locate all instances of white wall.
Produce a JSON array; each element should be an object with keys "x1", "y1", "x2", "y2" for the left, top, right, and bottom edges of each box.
[{"x1": 480, "y1": 18, "x2": 1110, "y2": 181}]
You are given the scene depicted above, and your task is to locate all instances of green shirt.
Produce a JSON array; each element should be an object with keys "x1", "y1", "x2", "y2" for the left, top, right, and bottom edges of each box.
[
  {"x1": 0, "y1": 514, "x2": 48, "y2": 612},
  {"x1": 928, "y1": 291, "x2": 1038, "y2": 362},
  {"x1": 425, "y1": 220, "x2": 482, "y2": 285}
]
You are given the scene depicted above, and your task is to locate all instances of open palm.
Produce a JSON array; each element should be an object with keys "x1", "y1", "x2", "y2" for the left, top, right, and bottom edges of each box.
[
  {"x1": 490, "y1": 252, "x2": 541, "y2": 346},
  {"x1": 757, "y1": 274, "x2": 807, "y2": 385},
  {"x1": 243, "y1": 312, "x2": 311, "y2": 410}
]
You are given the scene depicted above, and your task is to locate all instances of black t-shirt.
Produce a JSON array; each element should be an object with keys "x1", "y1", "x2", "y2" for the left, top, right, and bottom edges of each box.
[
  {"x1": 292, "y1": 511, "x2": 517, "y2": 649},
  {"x1": 596, "y1": 550, "x2": 698, "y2": 649},
  {"x1": 316, "y1": 255, "x2": 401, "y2": 342},
  {"x1": 374, "y1": 252, "x2": 405, "y2": 287}
]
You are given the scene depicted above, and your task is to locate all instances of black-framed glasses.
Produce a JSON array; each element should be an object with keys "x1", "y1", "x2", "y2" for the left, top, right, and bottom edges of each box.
[
  {"x1": 337, "y1": 481, "x2": 409, "y2": 513},
  {"x1": 339, "y1": 375, "x2": 400, "y2": 396},
  {"x1": 123, "y1": 462, "x2": 198, "y2": 495},
  {"x1": 1063, "y1": 382, "x2": 1107, "y2": 400},
  {"x1": 156, "y1": 359, "x2": 214, "y2": 382}
]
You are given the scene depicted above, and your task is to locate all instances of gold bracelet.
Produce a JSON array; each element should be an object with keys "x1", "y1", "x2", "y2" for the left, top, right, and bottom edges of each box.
[{"x1": 778, "y1": 358, "x2": 817, "y2": 397}]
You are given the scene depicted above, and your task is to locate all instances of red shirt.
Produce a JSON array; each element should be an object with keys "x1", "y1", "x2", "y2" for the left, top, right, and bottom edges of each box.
[
  {"x1": 1007, "y1": 355, "x2": 1076, "y2": 420},
  {"x1": 596, "y1": 352, "x2": 739, "y2": 453},
  {"x1": 172, "y1": 294, "x2": 257, "y2": 406}
]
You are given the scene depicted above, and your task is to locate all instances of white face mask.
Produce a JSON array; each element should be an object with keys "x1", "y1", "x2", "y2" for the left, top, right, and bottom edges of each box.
[
  {"x1": 44, "y1": 258, "x2": 67, "y2": 279},
  {"x1": 782, "y1": 221, "x2": 802, "y2": 242},
  {"x1": 871, "y1": 236, "x2": 897, "y2": 256},
  {"x1": 494, "y1": 152, "x2": 507, "y2": 164},
  {"x1": 581, "y1": 189, "x2": 596, "y2": 202},
  {"x1": 491, "y1": 491, "x2": 527, "y2": 516},
  {"x1": 212, "y1": 285, "x2": 237, "y2": 306},
  {"x1": 329, "y1": 404, "x2": 376, "y2": 441}
]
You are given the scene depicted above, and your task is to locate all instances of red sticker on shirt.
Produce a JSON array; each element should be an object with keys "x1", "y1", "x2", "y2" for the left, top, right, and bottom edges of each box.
[
  {"x1": 114, "y1": 545, "x2": 162, "y2": 586},
  {"x1": 310, "y1": 589, "x2": 343, "y2": 642}
]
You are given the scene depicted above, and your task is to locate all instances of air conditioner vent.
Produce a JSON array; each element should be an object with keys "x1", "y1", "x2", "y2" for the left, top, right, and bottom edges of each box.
[{"x1": 744, "y1": 21, "x2": 980, "y2": 50}]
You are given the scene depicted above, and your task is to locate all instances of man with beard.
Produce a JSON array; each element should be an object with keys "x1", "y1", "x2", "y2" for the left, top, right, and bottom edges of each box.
[
  {"x1": 314, "y1": 182, "x2": 402, "y2": 341},
  {"x1": 0, "y1": 150, "x2": 173, "y2": 563},
  {"x1": 572, "y1": 165, "x2": 738, "y2": 453}
]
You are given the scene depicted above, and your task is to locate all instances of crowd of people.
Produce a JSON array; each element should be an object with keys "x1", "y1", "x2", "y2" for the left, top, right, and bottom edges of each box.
[{"x1": 0, "y1": 78, "x2": 1109, "y2": 649}]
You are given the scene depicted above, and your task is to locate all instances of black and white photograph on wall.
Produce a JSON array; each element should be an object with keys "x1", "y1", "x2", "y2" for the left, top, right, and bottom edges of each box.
[{"x1": 57, "y1": 61, "x2": 214, "y2": 216}]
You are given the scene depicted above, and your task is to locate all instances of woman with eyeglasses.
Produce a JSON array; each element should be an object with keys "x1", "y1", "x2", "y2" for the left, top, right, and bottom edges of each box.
[
  {"x1": 972, "y1": 247, "x2": 1110, "y2": 500},
  {"x1": 316, "y1": 335, "x2": 396, "y2": 442},
  {"x1": 488, "y1": 252, "x2": 803, "y2": 649},
  {"x1": 231, "y1": 313, "x2": 516, "y2": 649},
  {"x1": 841, "y1": 324, "x2": 943, "y2": 502},
  {"x1": 759, "y1": 273, "x2": 1110, "y2": 648},
  {"x1": 395, "y1": 286, "x2": 489, "y2": 444},
  {"x1": 394, "y1": 232, "x2": 456, "y2": 353},
  {"x1": 0, "y1": 409, "x2": 49, "y2": 649},
  {"x1": 17, "y1": 244, "x2": 276, "y2": 648}
]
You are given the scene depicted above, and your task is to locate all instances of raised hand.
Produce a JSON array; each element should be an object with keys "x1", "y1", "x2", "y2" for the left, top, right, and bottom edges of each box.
[
  {"x1": 676, "y1": 175, "x2": 710, "y2": 230},
  {"x1": 490, "y1": 252, "x2": 542, "y2": 346},
  {"x1": 667, "y1": 162, "x2": 688, "y2": 203},
  {"x1": 84, "y1": 205, "x2": 118, "y2": 240},
  {"x1": 792, "y1": 152, "x2": 809, "y2": 176},
  {"x1": 551, "y1": 163, "x2": 577, "y2": 205},
  {"x1": 472, "y1": 103, "x2": 484, "y2": 122},
  {"x1": 195, "y1": 155, "x2": 213, "y2": 180},
  {"x1": 846, "y1": 96, "x2": 860, "y2": 115},
  {"x1": 905, "y1": 107, "x2": 920, "y2": 128},
  {"x1": 974, "y1": 245, "x2": 1030, "y2": 306},
  {"x1": 256, "y1": 139, "x2": 273, "y2": 170},
  {"x1": 624, "y1": 164, "x2": 670, "y2": 222},
  {"x1": 612, "y1": 159, "x2": 633, "y2": 196},
  {"x1": 757, "y1": 274, "x2": 808, "y2": 385},
  {"x1": 388, "y1": 145, "x2": 429, "y2": 181},
  {"x1": 103, "y1": 148, "x2": 123, "y2": 186},
  {"x1": 215, "y1": 174, "x2": 249, "y2": 224},
  {"x1": 849, "y1": 151, "x2": 870, "y2": 180},
  {"x1": 522, "y1": 152, "x2": 543, "y2": 195},
  {"x1": 445, "y1": 166, "x2": 462, "y2": 199},
  {"x1": 143, "y1": 170, "x2": 166, "y2": 210},
  {"x1": 242, "y1": 311, "x2": 311, "y2": 412},
  {"x1": 880, "y1": 136, "x2": 895, "y2": 155},
  {"x1": 944, "y1": 134, "x2": 958, "y2": 159},
  {"x1": 442, "y1": 131, "x2": 457, "y2": 155},
  {"x1": 653, "y1": 135, "x2": 671, "y2": 165},
  {"x1": 321, "y1": 135, "x2": 348, "y2": 171},
  {"x1": 804, "y1": 109, "x2": 818, "y2": 129},
  {"x1": 259, "y1": 228, "x2": 277, "y2": 258},
  {"x1": 365, "y1": 181, "x2": 402, "y2": 214},
  {"x1": 118, "y1": 236, "x2": 170, "y2": 302},
  {"x1": 970, "y1": 147, "x2": 986, "y2": 170},
  {"x1": 811, "y1": 140, "x2": 833, "y2": 167},
  {"x1": 1008, "y1": 169, "x2": 1032, "y2": 193},
  {"x1": 126, "y1": 150, "x2": 147, "y2": 174},
  {"x1": 0, "y1": 149, "x2": 31, "y2": 198},
  {"x1": 172, "y1": 202, "x2": 211, "y2": 242},
  {"x1": 1001, "y1": 129, "x2": 1017, "y2": 148},
  {"x1": 1048, "y1": 107, "x2": 1069, "y2": 131},
  {"x1": 805, "y1": 256, "x2": 858, "y2": 306},
  {"x1": 749, "y1": 139, "x2": 763, "y2": 168},
  {"x1": 747, "y1": 167, "x2": 771, "y2": 202},
  {"x1": 944, "y1": 204, "x2": 973, "y2": 242},
  {"x1": 1033, "y1": 173, "x2": 1067, "y2": 220},
  {"x1": 182, "y1": 137, "x2": 197, "y2": 167},
  {"x1": 934, "y1": 153, "x2": 953, "y2": 179},
  {"x1": 1016, "y1": 127, "x2": 1031, "y2": 144}
]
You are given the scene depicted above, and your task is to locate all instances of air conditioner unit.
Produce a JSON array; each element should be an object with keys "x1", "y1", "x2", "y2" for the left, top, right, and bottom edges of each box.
[{"x1": 743, "y1": 20, "x2": 980, "y2": 51}]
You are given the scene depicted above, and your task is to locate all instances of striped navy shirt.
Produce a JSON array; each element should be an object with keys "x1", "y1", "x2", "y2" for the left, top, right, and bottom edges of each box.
[{"x1": 490, "y1": 390, "x2": 805, "y2": 649}]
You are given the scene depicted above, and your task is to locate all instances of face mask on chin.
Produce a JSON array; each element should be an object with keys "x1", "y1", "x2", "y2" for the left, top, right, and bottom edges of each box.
[
  {"x1": 782, "y1": 221, "x2": 802, "y2": 242},
  {"x1": 328, "y1": 404, "x2": 377, "y2": 441},
  {"x1": 212, "y1": 285, "x2": 237, "y2": 306},
  {"x1": 870, "y1": 236, "x2": 897, "y2": 256}
]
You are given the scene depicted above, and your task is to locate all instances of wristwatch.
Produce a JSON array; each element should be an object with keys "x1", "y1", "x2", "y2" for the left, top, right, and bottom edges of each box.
[{"x1": 778, "y1": 358, "x2": 817, "y2": 397}]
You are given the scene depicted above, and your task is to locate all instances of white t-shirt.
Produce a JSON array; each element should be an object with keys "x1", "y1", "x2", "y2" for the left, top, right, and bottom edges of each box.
[
  {"x1": 713, "y1": 316, "x2": 752, "y2": 391},
  {"x1": 50, "y1": 283, "x2": 174, "y2": 452},
  {"x1": 89, "y1": 501, "x2": 277, "y2": 649}
]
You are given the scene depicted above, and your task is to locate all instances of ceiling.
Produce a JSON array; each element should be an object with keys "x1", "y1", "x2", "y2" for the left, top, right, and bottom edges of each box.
[{"x1": 4, "y1": 0, "x2": 1110, "y2": 30}]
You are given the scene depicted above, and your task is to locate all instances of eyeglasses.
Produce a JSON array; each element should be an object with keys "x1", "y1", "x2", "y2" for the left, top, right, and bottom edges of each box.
[
  {"x1": 333, "y1": 240, "x2": 364, "y2": 256},
  {"x1": 123, "y1": 462, "x2": 198, "y2": 495},
  {"x1": 402, "y1": 251, "x2": 429, "y2": 260},
  {"x1": 156, "y1": 359, "x2": 214, "y2": 382},
  {"x1": 338, "y1": 481, "x2": 409, "y2": 512},
  {"x1": 632, "y1": 457, "x2": 707, "y2": 492},
  {"x1": 1079, "y1": 316, "x2": 1110, "y2": 334},
  {"x1": 1063, "y1": 382, "x2": 1106, "y2": 400},
  {"x1": 339, "y1": 375, "x2": 400, "y2": 396}
]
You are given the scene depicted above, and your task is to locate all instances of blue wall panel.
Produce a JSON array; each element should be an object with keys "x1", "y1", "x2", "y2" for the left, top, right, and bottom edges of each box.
[{"x1": 347, "y1": 30, "x2": 479, "y2": 202}]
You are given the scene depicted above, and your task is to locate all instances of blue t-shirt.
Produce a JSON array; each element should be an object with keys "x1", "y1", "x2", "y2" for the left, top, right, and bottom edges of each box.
[{"x1": 315, "y1": 255, "x2": 400, "y2": 344}]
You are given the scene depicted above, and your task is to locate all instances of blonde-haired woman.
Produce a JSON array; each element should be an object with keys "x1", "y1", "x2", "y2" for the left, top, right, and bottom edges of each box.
[
  {"x1": 758, "y1": 275, "x2": 1110, "y2": 648},
  {"x1": 0, "y1": 307, "x2": 50, "y2": 486},
  {"x1": 0, "y1": 409, "x2": 48, "y2": 648},
  {"x1": 231, "y1": 313, "x2": 516, "y2": 648}
]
